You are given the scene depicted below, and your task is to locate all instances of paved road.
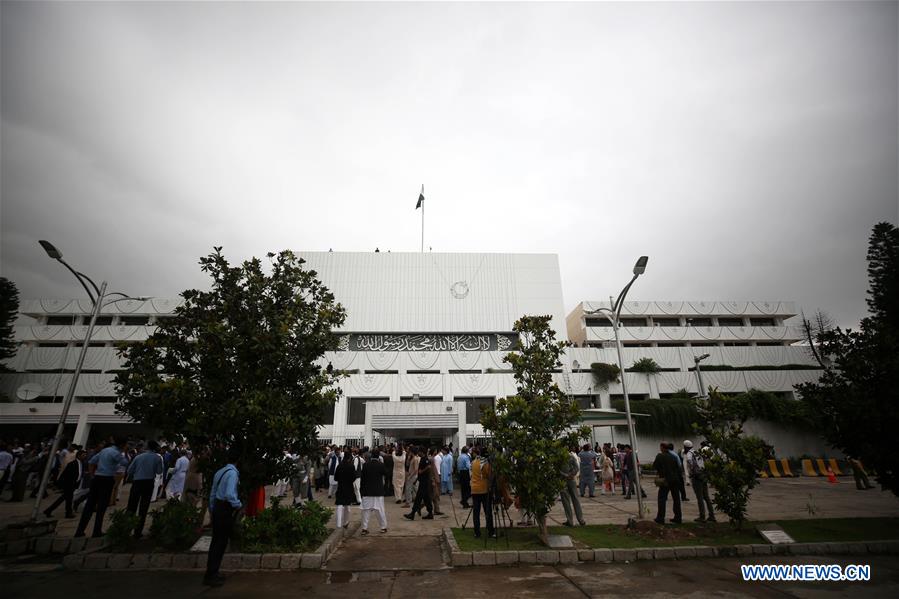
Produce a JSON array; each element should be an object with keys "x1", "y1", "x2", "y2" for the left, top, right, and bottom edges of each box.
[{"x1": 5, "y1": 555, "x2": 899, "y2": 598}]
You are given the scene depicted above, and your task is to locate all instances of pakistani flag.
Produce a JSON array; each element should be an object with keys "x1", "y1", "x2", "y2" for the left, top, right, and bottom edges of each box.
[{"x1": 416, "y1": 185, "x2": 424, "y2": 209}]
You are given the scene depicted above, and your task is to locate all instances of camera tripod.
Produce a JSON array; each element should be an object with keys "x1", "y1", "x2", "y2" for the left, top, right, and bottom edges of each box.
[{"x1": 460, "y1": 481, "x2": 513, "y2": 549}]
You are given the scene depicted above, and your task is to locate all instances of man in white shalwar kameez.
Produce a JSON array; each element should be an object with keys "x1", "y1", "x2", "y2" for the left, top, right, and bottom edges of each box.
[{"x1": 165, "y1": 451, "x2": 189, "y2": 499}]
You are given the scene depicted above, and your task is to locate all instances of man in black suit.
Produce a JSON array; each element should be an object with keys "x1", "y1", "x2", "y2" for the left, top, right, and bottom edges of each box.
[
  {"x1": 652, "y1": 442, "x2": 682, "y2": 524},
  {"x1": 44, "y1": 446, "x2": 84, "y2": 518}
]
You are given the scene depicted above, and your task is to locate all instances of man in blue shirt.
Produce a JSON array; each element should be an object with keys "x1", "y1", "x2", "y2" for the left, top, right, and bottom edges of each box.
[
  {"x1": 125, "y1": 441, "x2": 163, "y2": 539},
  {"x1": 204, "y1": 447, "x2": 243, "y2": 587},
  {"x1": 457, "y1": 446, "x2": 472, "y2": 508},
  {"x1": 74, "y1": 437, "x2": 129, "y2": 538}
]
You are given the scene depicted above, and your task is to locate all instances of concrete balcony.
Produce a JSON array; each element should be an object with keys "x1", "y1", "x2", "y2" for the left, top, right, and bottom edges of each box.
[{"x1": 584, "y1": 325, "x2": 804, "y2": 344}]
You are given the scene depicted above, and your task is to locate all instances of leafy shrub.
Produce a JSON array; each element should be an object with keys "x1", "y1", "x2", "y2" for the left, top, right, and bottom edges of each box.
[
  {"x1": 612, "y1": 388, "x2": 813, "y2": 436},
  {"x1": 612, "y1": 398, "x2": 699, "y2": 436},
  {"x1": 590, "y1": 362, "x2": 620, "y2": 387},
  {"x1": 149, "y1": 499, "x2": 203, "y2": 550},
  {"x1": 237, "y1": 497, "x2": 332, "y2": 553},
  {"x1": 106, "y1": 509, "x2": 140, "y2": 551},
  {"x1": 628, "y1": 357, "x2": 661, "y2": 374}
]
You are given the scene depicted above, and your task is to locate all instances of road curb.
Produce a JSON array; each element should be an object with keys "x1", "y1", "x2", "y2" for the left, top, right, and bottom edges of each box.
[
  {"x1": 442, "y1": 529, "x2": 899, "y2": 567},
  {"x1": 62, "y1": 523, "x2": 353, "y2": 571}
]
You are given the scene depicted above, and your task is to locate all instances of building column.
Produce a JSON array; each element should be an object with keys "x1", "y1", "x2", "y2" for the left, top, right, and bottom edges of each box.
[
  {"x1": 73, "y1": 412, "x2": 91, "y2": 446},
  {"x1": 456, "y1": 404, "x2": 466, "y2": 449}
]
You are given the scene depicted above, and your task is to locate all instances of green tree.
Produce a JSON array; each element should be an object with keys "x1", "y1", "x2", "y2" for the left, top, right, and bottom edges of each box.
[
  {"x1": 0, "y1": 277, "x2": 20, "y2": 374},
  {"x1": 694, "y1": 388, "x2": 768, "y2": 530},
  {"x1": 480, "y1": 315, "x2": 590, "y2": 544},
  {"x1": 115, "y1": 248, "x2": 346, "y2": 494},
  {"x1": 795, "y1": 222, "x2": 899, "y2": 495}
]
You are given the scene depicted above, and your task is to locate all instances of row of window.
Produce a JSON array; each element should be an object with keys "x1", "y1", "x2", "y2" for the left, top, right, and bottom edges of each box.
[
  {"x1": 585, "y1": 317, "x2": 779, "y2": 328},
  {"x1": 42, "y1": 315, "x2": 174, "y2": 327},
  {"x1": 585, "y1": 341, "x2": 787, "y2": 348}
]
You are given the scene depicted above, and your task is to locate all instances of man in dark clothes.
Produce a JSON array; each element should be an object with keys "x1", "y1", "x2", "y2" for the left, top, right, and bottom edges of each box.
[
  {"x1": 43, "y1": 447, "x2": 83, "y2": 518},
  {"x1": 403, "y1": 451, "x2": 434, "y2": 520},
  {"x1": 360, "y1": 449, "x2": 388, "y2": 534},
  {"x1": 652, "y1": 442, "x2": 682, "y2": 524}
]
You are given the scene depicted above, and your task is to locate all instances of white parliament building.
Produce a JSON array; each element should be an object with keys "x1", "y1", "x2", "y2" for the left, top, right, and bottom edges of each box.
[{"x1": 0, "y1": 252, "x2": 828, "y2": 456}]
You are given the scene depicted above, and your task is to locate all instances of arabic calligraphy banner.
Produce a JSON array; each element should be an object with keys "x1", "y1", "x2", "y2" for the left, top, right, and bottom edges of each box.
[{"x1": 337, "y1": 333, "x2": 517, "y2": 352}]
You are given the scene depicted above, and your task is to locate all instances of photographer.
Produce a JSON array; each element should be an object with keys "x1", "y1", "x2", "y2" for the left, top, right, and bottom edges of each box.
[
  {"x1": 469, "y1": 447, "x2": 496, "y2": 539},
  {"x1": 685, "y1": 440, "x2": 716, "y2": 522}
]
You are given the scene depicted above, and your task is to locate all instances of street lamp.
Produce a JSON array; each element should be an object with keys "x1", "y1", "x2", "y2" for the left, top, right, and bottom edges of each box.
[
  {"x1": 31, "y1": 240, "x2": 146, "y2": 521},
  {"x1": 693, "y1": 353, "x2": 710, "y2": 399},
  {"x1": 584, "y1": 255, "x2": 649, "y2": 519}
]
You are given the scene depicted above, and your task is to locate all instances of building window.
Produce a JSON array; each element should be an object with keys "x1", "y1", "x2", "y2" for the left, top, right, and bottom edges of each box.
[
  {"x1": 448, "y1": 369, "x2": 481, "y2": 374},
  {"x1": 120, "y1": 316, "x2": 150, "y2": 326},
  {"x1": 364, "y1": 370, "x2": 399, "y2": 374},
  {"x1": 723, "y1": 342, "x2": 750, "y2": 347},
  {"x1": 46, "y1": 316, "x2": 76, "y2": 326},
  {"x1": 656, "y1": 342, "x2": 686, "y2": 347},
  {"x1": 755, "y1": 341, "x2": 786, "y2": 347},
  {"x1": 686, "y1": 318, "x2": 712, "y2": 327},
  {"x1": 457, "y1": 396, "x2": 495, "y2": 424},
  {"x1": 622, "y1": 342, "x2": 652, "y2": 348},
  {"x1": 609, "y1": 393, "x2": 648, "y2": 402},
  {"x1": 689, "y1": 342, "x2": 717, "y2": 347},
  {"x1": 585, "y1": 318, "x2": 612, "y2": 327},
  {"x1": 620, "y1": 318, "x2": 648, "y2": 327},
  {"x1": 406, "y1": 370, "x2": 440, "y2": 374},
  {"x1": 570, "y1": 395, "x2": 594, "y2": 410},
  {"x1": 400, "y1": 396, "x2": 444, "y2": 402},
  {"x1": 750, "y1": 318, "x2": 776, "y2": 327},
  {"x1": 321, "y1": 403, "x2": 335, "y2": 425},
  {"x1": 73, "y1": 342, "x2": 107, "y2": 347},
  {"x1": 37, "y1": 342, "x2": 68, "y2": 348},
  {"x1": 717, "y1": 318, "x2": 745, "y2": 327},
  {"x1": 82, "y1": 316, "x2": 114, "y2": 326},
  {"x1": 346, "y1": 397, "x2": 388, "y2": 425},
  {"x1": 653, "y1": 318, "x2": 680, "y2": 327}
]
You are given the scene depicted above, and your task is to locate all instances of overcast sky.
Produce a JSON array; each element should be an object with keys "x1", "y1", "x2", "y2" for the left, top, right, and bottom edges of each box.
[{"x1": 1, "y1": 1, "x2": 896, "y2": 329}]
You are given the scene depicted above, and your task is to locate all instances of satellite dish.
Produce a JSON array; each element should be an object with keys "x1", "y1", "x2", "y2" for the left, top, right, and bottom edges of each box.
[{"x1": 17, "y1": 382, "x2": 43, "y2": 401}]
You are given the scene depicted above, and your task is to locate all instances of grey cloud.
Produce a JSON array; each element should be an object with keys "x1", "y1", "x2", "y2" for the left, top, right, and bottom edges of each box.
[{"x1": 2, "y1": 1, "x2": 896, "y2": 329}]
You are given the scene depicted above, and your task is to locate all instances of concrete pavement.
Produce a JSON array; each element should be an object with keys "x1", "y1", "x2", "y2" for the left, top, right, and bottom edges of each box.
[{"x1": 5, "y1": 555, "x2": 899, "y2": 598}]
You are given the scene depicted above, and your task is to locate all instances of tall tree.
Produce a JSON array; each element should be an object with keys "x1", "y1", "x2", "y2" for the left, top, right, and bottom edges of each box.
[
  {"x1": 115, "y1": 248, "x2": 346, "y2": 493},
  {"x1": 795, "y1": 222, "x2": 899, "y2": 495},
  {"x1": 480, "y1": 315, "x2": 590, "y2": 544},
  {"x1": 694, "y1": 388, "x2": 768, "y2": 530},
  {"x1": 0, "y1": 277, "x2": 20, "y2": 376}
]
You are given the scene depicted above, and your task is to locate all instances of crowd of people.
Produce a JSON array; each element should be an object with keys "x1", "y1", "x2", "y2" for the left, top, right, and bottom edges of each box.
[
  {"x1": 0, "y1": 435, "x2": 203, "y2": 539},
  {"x1": 1, "y1": 434, "x2": 719, "y2": 588}
]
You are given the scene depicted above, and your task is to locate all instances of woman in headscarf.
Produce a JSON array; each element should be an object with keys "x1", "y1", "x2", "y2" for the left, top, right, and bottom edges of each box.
[{"x1": 334, "y1": 450, "x2": 357, "y2": 529}]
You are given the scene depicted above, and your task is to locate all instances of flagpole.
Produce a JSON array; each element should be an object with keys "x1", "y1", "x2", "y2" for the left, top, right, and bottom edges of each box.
[{"x1": 421, "y1": 184, "x2": 424, "y2": 253}]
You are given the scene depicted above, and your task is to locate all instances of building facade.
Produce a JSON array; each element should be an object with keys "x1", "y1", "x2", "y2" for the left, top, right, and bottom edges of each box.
[{"x1": 0, "y1": 252, "x2": 826, "y2": 456}]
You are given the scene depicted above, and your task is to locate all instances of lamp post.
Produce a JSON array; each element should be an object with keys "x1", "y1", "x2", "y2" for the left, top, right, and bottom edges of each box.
[
  {"x1": 693, "y1": 353, "x2": 710, "y2": 399},
  {"x1": 584, "y1": 256, "x2": 649, "y2": 518},
  {"x1": 31, "y1": 240, "x2": 145, "y2": 522}
]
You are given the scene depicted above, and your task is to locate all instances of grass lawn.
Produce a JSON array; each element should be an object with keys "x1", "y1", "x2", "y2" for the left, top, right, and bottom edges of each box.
[{"x1": 451, "y1": 517, "x2": 899, "y2": 552}]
